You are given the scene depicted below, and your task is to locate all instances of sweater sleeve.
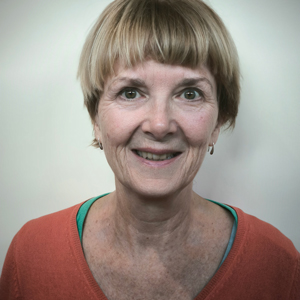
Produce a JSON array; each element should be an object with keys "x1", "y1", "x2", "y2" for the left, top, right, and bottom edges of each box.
[{"x1": 0, "y1": 234, "x2": 22, "y2": 300}]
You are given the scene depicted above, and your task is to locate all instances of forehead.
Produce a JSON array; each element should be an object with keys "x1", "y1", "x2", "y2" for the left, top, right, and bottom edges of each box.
[{"x1": 107, "y1": 60, "x2": 216, "y2": 91}]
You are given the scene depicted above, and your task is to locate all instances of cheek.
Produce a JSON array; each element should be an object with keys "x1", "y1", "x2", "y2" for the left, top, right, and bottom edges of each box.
[
  {"x1": 181, "y1": 112, "x2": 216, "y2": 146},
  {"x1": 99, "y1": 108, "x2": 137, "y2": 147}
]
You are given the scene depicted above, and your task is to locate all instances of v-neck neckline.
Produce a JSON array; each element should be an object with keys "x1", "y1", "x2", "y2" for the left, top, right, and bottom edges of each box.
[{"x1": 69, "y1": 198, "x2": 246, "y2": 300}]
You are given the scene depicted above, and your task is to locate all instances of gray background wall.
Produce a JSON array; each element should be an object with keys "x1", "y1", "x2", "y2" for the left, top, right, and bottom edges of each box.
[{"x1": 1, "y1": 0, "x2": 299, "y2": 271}]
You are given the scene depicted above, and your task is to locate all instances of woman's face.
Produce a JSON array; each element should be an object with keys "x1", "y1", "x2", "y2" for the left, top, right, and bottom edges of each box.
[{"x1": 94, "y1": 60, "x2": 220, "y2": 198}]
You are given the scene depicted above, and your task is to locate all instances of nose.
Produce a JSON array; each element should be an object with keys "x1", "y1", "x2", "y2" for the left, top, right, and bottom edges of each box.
[{"x1": 141, "y1": 98, "x2": 177, "y2": 140}]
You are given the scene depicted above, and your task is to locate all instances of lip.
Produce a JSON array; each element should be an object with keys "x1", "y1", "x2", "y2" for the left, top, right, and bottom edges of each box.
[
  {"x1": 133, "y1": 147, "x2": 181, "y2": 155},
  {"x1": 132, "y1": 148, "x2": 182, "y2": 166}
]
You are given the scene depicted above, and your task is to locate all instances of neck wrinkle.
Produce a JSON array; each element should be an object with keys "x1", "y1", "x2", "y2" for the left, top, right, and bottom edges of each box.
[{"x1": 109, "y1": 184, "x2": 201, "y2": 251}]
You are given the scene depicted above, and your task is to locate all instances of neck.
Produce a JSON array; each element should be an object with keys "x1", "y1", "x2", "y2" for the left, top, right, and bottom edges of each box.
[{"x1": 108, "y1": 183, "x2": 201, "y2": 251}]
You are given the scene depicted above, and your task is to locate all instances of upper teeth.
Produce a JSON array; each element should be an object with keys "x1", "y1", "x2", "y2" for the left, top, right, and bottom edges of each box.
[{"x1": 136, "y1": 151, "x2": 175, "y2": 161}]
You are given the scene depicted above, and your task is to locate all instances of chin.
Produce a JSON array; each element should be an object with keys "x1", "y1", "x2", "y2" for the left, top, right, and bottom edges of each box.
[{"x1": 122, "y1": 178, "x2": 192, "y2": 200}]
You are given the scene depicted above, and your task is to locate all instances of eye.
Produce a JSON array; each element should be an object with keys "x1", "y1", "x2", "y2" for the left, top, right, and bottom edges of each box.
[
  {"x1": 121, "y1": 88, "x2": 141, "y2": 100},
  {"x1": 180, "y1": 88, "x2": 202, "y2": 101}
]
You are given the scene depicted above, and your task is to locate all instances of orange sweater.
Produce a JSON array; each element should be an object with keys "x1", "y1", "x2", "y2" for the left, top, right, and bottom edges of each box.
[{"x1": 1, "y1": 202, "x2": 299, "y2": 300}]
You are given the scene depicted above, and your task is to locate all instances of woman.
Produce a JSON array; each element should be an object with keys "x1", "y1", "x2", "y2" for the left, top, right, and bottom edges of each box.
[{"x1": 1, "y1": 0, "x2": 299, "y2": 299}]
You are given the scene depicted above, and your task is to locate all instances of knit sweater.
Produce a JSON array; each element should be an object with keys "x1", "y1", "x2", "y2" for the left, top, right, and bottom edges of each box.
[{"x1": 1, "y1": 201, "x2": 299, "y2": 300}]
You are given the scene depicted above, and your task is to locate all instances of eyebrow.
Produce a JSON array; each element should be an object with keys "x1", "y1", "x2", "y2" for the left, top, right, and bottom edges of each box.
[
  {"x1": 108, "y1": 77, "x2": 146, "y2": 89},
  {"x1": 175, "y1": 78, "x2": 213, "y2": 91},
  {"x1": 108, "y1": 76, "x2": 213, "y2": 91}
]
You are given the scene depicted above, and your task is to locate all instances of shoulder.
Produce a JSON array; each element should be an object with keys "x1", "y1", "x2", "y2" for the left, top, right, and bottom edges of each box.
[
  {"x1": 228, "y1": 206, "x2": 300, "y2": 298},
  {"x1": 211, "y1": 206, "x2": 300, "y2": 299},
  {"x1": 8, "y1": 202, "x2": 86, "y2": 269},
  {"x1": 16, "y1": 202, "x2": 82, "y2": 242},
  {"x1": 0, "y1": 199, "x2": 107, "y2": 298},
  {"x1": 0, "y1": 202, "x2": 86, "y2": 298},
  {"x1": 234, "y1": 206, "x2": 298, "y2": 258}
]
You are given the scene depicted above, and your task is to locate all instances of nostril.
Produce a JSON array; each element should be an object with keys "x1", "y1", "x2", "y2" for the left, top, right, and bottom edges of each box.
[{"x1": 141, "y1": 116, "x2": 177, "y2": 140}]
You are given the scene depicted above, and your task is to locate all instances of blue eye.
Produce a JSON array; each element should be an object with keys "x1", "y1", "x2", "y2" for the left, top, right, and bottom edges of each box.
[
  {"x1": 121, "y1": 88, "x2": 141, "y2": 100},
  {"x1": 181, "y1": 89, "x2": 202, "y2": 100}
]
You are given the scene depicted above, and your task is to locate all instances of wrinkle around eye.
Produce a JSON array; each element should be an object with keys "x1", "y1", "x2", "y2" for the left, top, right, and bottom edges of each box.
[
  {"x1": 179, "y1": 89, "x2": 203, "y2": 101},
  {"x1": 121, "y1": 88, "x2": 142, "y2": 101}
]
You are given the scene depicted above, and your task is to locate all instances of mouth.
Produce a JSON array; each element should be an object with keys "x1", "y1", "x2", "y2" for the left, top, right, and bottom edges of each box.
[{"x1": 134, "y1": 150, "x2": 181, "y2": 161}]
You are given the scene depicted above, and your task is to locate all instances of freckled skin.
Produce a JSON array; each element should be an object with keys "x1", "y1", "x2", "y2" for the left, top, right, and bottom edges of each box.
[
  {"x1": 94, "y1": 60, "x2": 220, "y2": 199},
  {"x1": 83, "y1": 194, "x2": 233, "y2": 300},
  {"x1": 83, "y1": 61, "x2": 234, "y2": 300}
]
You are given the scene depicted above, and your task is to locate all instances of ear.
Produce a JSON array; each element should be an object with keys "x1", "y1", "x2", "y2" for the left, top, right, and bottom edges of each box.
[
  {"x1": 210, "y1": 123, "x2": 221, "y2": 146},
  {"x1": 93, "y1": 120, "x2": 102, "y2": 143}
]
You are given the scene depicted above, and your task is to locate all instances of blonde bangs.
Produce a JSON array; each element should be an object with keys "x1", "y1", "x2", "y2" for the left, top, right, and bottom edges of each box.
[{"x1": 89, "y1": 1, "x2": 212, "y2": 87}]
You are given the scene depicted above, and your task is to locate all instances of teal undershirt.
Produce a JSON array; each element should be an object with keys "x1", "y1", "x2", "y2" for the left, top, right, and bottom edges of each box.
[{"x1": 76, "y1": 194, "x2": 238, "y2": 267}]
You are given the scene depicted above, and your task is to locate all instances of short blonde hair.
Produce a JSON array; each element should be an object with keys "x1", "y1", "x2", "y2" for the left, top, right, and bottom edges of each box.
[{"x1": 78, "y1": 0, "x2": 240, "y2": 146}]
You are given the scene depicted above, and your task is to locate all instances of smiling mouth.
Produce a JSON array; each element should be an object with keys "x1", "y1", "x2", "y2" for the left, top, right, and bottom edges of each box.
[{"x1": 134, "y1": 150, "x2": 180, "y2": 161}]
